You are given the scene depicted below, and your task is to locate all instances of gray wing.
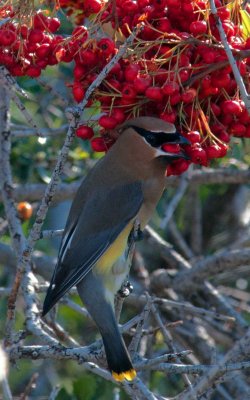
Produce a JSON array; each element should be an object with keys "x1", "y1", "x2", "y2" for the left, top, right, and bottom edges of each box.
[{"x1": 42, "y1": 181, "x2": 143, "y2": 315}]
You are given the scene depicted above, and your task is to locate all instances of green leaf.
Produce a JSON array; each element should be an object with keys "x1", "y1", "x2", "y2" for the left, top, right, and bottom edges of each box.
[{"x1": 240, "y1": 10, "x2": 250, "y2": 39}]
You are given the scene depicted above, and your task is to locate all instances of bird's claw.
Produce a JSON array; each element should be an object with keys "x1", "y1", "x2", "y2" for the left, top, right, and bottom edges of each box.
[
  {"x1": 118, "y1": 281, "x2": 133, "y2": 298},
  {"x1": 133, "y1": 221, "x2": 144, "y2": 242}
]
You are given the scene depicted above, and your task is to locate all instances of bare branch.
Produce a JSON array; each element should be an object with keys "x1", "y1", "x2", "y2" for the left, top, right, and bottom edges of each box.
[{"x1": 209, "y1": 0, "x2": 250, "y2": 110}]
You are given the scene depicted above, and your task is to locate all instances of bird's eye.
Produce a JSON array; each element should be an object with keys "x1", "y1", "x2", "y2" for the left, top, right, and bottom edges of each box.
[{"x1": 146, "y1": 134, "x2": 156, "y2": 144}]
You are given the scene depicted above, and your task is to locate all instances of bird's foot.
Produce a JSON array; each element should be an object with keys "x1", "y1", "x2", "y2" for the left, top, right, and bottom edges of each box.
[
  {"x1": 133, "y1": 220, "x2": 144, "y2": 242},
  {"x1": 118, "y1": 281, "x2": 133, "y2": 298}
]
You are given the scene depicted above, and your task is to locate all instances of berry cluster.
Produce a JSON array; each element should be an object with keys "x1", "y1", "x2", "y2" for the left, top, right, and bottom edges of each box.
[
  {"x1": 0, "y1": 10, "x2": 64, "y2": 77},
  {"x1": 72, "y1": 0, "x2": 250, "y2": 175},
  {"x1": 1, "y1": 1, "x2": 250, "y2": 176}
]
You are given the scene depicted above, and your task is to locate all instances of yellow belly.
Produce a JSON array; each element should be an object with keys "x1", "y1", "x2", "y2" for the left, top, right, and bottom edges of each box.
[{"x1": 95, "y1": 222, "x2": 133, "y2": 274}]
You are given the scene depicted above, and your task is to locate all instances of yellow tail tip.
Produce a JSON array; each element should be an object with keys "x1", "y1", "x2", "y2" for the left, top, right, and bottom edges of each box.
[{"x1": 112, "y1": 369, "x2": 137, "y2": 382}]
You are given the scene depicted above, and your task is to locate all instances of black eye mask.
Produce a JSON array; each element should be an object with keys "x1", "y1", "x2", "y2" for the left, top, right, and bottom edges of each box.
[{"x1": 129, "y1": 125, "x2": 189, "y2": 147}]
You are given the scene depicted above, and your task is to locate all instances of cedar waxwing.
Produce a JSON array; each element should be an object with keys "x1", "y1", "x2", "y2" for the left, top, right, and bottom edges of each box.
[{"x1": 42, "y1": 117, "x2": 189, "y2": 382}]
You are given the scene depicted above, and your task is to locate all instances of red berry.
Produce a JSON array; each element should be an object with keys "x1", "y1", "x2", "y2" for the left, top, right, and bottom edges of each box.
[
  {"x1": 33, "y1": 13, "x2": 48, "y2": 30},
  {"x1": 222, "y1": 20, "x2": 234, "y2": 37},
  {"x1": 179, "y1": 54, "x2": 190, "y2": 68},
  {"x1": 84, "y1": 0, "x2": 103, "y2": 15},
  {"x1": 185, "y1": 131, "x2": 201, "y2": 144},
  {"x1": 218, "y1": 143, "x2": 228, "y2": 157},
  {"x1": 154, "y1": 17, "x2": 171, "y2": 31},
  {"x1": 111, "y1": 109, "x2": 126, "y2": 123},
  {"x1": 210, "y1": 103, "x2": 221, "y2": 116},
  {"x1": 190, "y1": 20, "x2": 207, "y2": 35},
  {"x1": 145, "y1": 86, "x2": 163, "y2": 101},
  {"x1": 48, "y1": 17, "x2": 61, "y2": 33},
  {"x1": 162, "y1": 82, "x2": 179, "y2": 95},
  {"x1": 10, "y1": 64, "x2": 24, "y2": 76},
  {"x1": 216, "y1": 130, "x2": 230, "y2": 143},
  {"x1": 73, "y1": 64, "x2": 86, "y2": 80},
  {"x1": 72, "y1": 83, "x2": 85, "y2": 102},
  {"x1": 212, "y1": 72, "x2": 231, "y2": 89},
  {"x1": 202, "y1": 49, "x2": 216, "y2": 64},
  {"x1": 0, "y1": 51, "x2": 14, "y2": 66},
  {"x1": 99, "y1": 115, "x2": 118, "y2": 129},
  {"x1": 97, "y1": 38, "x2": 115, "y2": 57},
  {"x1": 20, "y1": 25, "x2": 28, "y2": 38},
  {"x1": 28, "y1": 29, "x2": 44, "y2": 44},
  {"x1": 229, "y1": 122, "x2": 246, "y2": 137},
  {"x1": 134, "y1": 75, "x2": 152, "y2": 93},
  {"x1": 162, "y1": 143, "x2": 180, "y2": 153},
  {"x1": 76, "y1": 125, "x2": 94, "y2": 140},
  {"x1": 124, "y1": 64, "x2": 140, "y2": 82},
  {"x1": 245, "y1": 125, "x2": 250, "y2": 138},
  {"x1": 106, "y1": 78, "x2": 121, "y2": 91},
  {"x1": 170, "y1": 92, "x2": 181, "y2": 106},
  {"x1": 186, "y1": 145, "x2": 208, "y2": 166},
  {"x1": 221, "y1": 100, "x2": 242, "y2": 116},
  {"x1": 26, "y1": 65, "x2": 41, "y2": 77},
  {"x1": 239, "y1": 109, "x2": 250, "y2": 124},
  {"x1": 72, "y1": 26, "x2": 88, "y2": 42},
  {"x1": 0, "y1": 29, "x2": 16, "y2": 46},
  {"x1": 91, "y1": 137, "x2": 107, "y2": 152},
  {"x1": 36, "y1": 43, "x2": 51, "y2": 59},
  {"x1": 122, "y1": 84, "x2": 137, "y2": 100},
  {"x1": 167, "y1": 159, "x2": 190, "y2": 176},
  {"x1": 181, "y1": 88, "x2": 197, "y2": 103},
  {"x1": 160, "y1": 110, "x2": 177, "y2": 124},
  {"x1": 123, "y1": 0, "x2": 139, "y2": 14},
  {"x1": 78, "y1": 49, "x2": 97, "y2": 66},
  {"x1": 205, "y1": 143, "x2": 222, "y2": 159}
]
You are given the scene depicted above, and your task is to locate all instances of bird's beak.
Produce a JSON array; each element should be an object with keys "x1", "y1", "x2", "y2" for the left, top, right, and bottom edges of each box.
[
  {"x1": 174, "y1": 134, "x2": 190, "y2": 145},
  {"x1": 159, "y1": 132, "x2": 191, "y2": 160}
]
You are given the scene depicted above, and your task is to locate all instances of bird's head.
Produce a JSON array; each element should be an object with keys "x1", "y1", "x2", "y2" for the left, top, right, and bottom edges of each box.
[{"x1": 115, "y1": 117, "x2": 190, "y2": 162}]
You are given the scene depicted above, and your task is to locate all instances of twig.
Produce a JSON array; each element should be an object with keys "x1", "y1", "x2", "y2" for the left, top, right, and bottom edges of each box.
[
  {"x1": 189, "y1": 186, "x2": 202, "y2": 256},
  {"x1": 129, "y1": 294, "x2": 153, "y2": 359},
  {"x1": 135, "y1": 350, "x2": 192, "y2": 369},
  {"x1": 40, "y1": 229, "x2": 64, "y2": 239},
  {"x1": 19, "y1": 373, "x2": 39, "y2": 400},
  {"x1": 168, "y1": 219, "x2": 194, "y2": 260},
  {"x1": 209, "y1": 0, "x2": 250, "y2": 110},
  {"x1": 138, "y1": 360, "x2": 250, "y2": 375},
  {"x1": 36, "y1": 77, "x2": 69, "y2": 107},
  {"x1": 0, "y1": 66, "x2": 29, "y2": 98},
  {"x1": 151, "y1": 303, "x2": 195, "y2": 397},
  {"x1": 1, "y1": 168, "x2": 249, "y2": 204},
  {"x1": 176, "y1": 326, "x2": 250, "y2": 399},
  {"x1": 173, "y1": 249, "x2": 250, "y2": 292},
  {"x1": 48, "y1": 386, "x2": 60, "y2": 400},
  {"x1": 0, "y1": 74, "x2": 28, "y2": 346},
  {"x1": 11, "y1": 125, "x2": 68, "y2": 138},
  {"x1": 2, "y1": 378, "x2": 13, "y2": 400},
  {"x1": 127, "y1": 294, "x2": 235, "y2": 323},
  {"x1": 203, "y1": 282, "x2": 248, "y2": 332},
  {"x1": 9, "y1": 90, "x2": 43, "y2": 137},
  {"x1": 161, "y1": 172, "x2": 190, "y2": 229}
]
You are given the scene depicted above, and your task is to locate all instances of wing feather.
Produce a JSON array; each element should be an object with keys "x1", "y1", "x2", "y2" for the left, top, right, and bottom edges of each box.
[{"x1": 43, "y1": 181, "x2": 143, "y2": 315}]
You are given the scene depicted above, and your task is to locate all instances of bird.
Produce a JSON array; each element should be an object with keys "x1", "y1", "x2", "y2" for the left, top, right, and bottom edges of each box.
[{"x1": 42, "y1": 116, "x2": 189, "y2": 382}]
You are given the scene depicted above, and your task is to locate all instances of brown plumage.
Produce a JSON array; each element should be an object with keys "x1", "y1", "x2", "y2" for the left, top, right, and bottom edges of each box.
[{"x1": 43, "y1": 117, "x2": 189, "y2": 381}]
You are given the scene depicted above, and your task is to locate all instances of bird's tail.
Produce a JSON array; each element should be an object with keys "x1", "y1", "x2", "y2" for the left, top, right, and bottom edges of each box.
[
  {"x1": 77, "y1": 276, "x2": 136, "y2": 382},
  {"x1": 100, "y1": 317, "x2": 136, "y2": 382}
]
